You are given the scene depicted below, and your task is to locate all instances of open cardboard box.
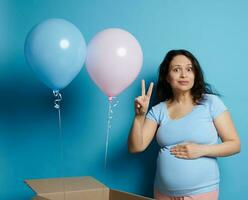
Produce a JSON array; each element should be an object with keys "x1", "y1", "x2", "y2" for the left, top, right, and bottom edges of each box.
[{"x1": 25, "y1": 176, "x2": 154, "y2": 200}]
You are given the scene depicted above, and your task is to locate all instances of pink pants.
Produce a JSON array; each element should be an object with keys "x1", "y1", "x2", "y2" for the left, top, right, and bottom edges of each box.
[{"x1": 154, "y1": 189, "x2": 219, "y2": 200}]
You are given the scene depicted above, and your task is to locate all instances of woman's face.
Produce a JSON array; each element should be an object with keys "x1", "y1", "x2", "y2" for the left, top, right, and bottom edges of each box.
[{"x1": 166, "y1": 55, "x2": 195, "y2": 93}]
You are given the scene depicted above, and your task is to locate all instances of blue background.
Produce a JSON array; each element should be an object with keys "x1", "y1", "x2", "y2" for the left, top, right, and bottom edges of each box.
[{"x1": 0, "y1": 0, "x2": 247, "y2": 199}]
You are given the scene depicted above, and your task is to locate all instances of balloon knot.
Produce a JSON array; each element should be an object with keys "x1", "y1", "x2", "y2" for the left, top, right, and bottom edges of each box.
[
  {"x1": 108, "y1": 96, "x2": 113, "y2": 101},
  {"x1": 53, "y1": 90, "x2": 62, "y2": 109}
]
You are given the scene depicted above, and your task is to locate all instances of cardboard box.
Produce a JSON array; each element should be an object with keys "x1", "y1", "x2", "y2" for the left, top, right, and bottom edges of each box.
[{"x1": 25, "y1": 176, "x2": 154, "y2": 200}]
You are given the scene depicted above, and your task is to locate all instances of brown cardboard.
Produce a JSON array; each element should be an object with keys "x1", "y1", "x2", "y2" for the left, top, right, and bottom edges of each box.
[{"x1": 25, "y1": 176, "x2": 154, "y2": 200}]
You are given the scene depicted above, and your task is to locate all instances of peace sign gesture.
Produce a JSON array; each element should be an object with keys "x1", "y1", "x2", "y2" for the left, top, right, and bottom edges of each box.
[{"x1": 135, "y1": 80, "x2": 154, "y2": 116}]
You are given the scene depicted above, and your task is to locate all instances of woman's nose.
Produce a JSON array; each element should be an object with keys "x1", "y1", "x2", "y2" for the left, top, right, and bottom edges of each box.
[{"x1": 180, "y1": 71, "x2": 186, "y2": 78}]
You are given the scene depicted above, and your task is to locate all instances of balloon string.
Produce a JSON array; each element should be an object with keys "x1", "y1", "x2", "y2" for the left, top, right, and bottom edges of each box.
[
  {"x1": 53, "y1": 90, "x2": 65, "y2": 200},
  {"x1": 104, "y1": 97, "x2": 119, "y2": 173}
]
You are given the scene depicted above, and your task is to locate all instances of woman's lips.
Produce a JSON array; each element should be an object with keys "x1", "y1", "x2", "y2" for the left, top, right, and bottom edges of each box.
[{"x1": 178, "y1": 81, "x2": 189, "y2": 85}]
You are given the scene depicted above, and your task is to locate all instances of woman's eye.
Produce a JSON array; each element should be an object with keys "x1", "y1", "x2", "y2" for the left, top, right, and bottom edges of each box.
[
  {"x1": 187, "y1": 67, "x2": 193, "y2": 72},
  {"x1": 173, "y1": 68, "x2": 180, "y2": 72}
]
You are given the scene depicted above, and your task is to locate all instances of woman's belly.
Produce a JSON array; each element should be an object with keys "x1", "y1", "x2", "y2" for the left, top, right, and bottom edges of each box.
[{"x1": 155, "y1": 148, "x2": 219, "y2": 192}]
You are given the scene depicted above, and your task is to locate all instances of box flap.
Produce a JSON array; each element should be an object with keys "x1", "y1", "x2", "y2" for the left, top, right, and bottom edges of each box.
[
  {"x1": 110, "y1": 189, "x2": 154, "y2": 200},
  {"x1": 32, "y1": 196, "x2": 50, "y2": 200},
  {"x1": 25, "y1": 176, "x2": 108, "y2": 194},
  {"x1": 32, "y1": 191, "x2": 109, "y2": 200}
]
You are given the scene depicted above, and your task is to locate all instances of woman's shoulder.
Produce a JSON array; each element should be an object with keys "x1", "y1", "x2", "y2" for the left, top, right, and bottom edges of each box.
[
  {"x1": 201, "y1": 93, "x2": 227, "y2": 118},
  {"x1": 200, "y1": 93, "x2": 226, "y2": 110},
  {"x1": 150, "y1": 101, "x2": 165, "y2": 110},
  {"x1": 146, "y1": 101, "x2": 166, "y2": 124},
  {"x1": 148, "y1": 101, "x2": 166, "y2": 116},
  {"x1": 201, "y1": 93, "x2": 221, "y2": 104}
]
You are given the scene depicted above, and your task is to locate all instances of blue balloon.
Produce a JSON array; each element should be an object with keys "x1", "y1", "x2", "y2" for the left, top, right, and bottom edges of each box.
[{"x1": 25, "y1": 18, "x2": 86, "y2": 91}]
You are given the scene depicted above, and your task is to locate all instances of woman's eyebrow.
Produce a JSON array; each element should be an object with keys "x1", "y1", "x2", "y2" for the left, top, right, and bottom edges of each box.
[
  {"x1": 171, "y1": 64, "x2": 192, "y2": 67},
  {"x1": 171, "y1": 64, "x2": 181, "y2": 67}
]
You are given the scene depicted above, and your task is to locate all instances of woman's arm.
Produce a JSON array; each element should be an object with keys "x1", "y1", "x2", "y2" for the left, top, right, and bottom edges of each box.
[
  {"x1": 170, "y1": 111, "x2": 240, "y2": 159},
  {"x1": 202, "y1": 111, "x2": 240, "y2": 157},
  {"x1": 128, "y1": 80, "x2": 158, "y2": 153},
  {"x1": 128, "y1": 116, "x2": 158, "y2": 153}
]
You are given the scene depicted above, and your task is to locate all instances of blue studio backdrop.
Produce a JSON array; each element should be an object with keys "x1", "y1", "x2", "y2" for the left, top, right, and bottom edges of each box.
[{"x1": 0, "y1": 0, "x2": 247, "y2": 199}]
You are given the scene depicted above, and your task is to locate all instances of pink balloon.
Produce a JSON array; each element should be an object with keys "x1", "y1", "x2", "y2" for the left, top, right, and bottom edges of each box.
[{"x1": 86, "y1": 28, "x2": 143, "y2": 98}]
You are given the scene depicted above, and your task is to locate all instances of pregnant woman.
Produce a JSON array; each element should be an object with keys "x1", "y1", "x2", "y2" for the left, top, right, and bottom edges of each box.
[{"x1": 128, "y1": 49, "x2": 240, "y2": 200}]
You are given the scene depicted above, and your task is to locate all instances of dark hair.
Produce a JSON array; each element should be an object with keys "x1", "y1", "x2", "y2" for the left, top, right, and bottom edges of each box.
[{"x1": 156, "y1": 49, "x2": 218, "y2": 104}]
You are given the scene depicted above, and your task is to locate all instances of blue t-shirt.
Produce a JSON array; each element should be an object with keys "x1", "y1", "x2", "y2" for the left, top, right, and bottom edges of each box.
[{"x1": 146, "y1": 94, "x2": 227, "y2": 196}]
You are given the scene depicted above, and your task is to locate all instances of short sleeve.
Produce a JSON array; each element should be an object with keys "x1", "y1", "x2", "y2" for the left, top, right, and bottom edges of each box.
[
  {"x1": 146, "y1": 103, "x2": 162, "y2": 124},
  {"x1": 208, "y1": 94, "x2": 228, "y2": 119}
]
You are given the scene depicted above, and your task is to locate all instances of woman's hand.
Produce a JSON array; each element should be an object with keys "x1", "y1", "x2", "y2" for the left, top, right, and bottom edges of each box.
[
  {"x1": 135, "y1": 80, "x2": 154, "y2": 116},
  {"x1": 170, "y1": 143, "x2": 207, "y2": 159}
]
